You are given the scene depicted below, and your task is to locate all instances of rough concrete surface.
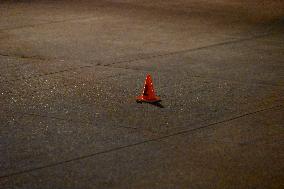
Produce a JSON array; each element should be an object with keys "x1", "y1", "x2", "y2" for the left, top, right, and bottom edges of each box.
[{"x1": 0, "y1": 0, "x2": 284, "y2": 188}]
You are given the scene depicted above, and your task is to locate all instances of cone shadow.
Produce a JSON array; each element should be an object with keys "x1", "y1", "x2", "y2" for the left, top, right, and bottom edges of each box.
[
  {"x1": 151, "y1": 101, "x2": 165, "y2": 108},
  {"x1": 137, "y1": 101, "x2": 165, "y2": 108}
]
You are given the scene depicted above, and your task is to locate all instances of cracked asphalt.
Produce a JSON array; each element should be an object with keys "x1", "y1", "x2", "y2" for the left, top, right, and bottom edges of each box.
[{"x1": 0, "y1": 0, "x2": 284, "y2": 188}]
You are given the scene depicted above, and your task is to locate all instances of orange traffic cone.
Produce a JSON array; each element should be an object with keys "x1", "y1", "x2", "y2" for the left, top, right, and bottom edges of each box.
[{"x1": 136, "y1": 74, "x2": 161, "y2": 103}]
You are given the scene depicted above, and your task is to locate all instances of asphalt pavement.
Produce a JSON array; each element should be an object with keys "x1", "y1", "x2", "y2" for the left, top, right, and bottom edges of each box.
[{"x1": 0, "y1": 0, "x2": 283, "y2": 188}]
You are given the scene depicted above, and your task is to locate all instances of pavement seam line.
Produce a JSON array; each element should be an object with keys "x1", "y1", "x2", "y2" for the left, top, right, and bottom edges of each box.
[
  {"x1": 102, "y1": 31, "x2": 277, "y2": 67},
  {"x1": 0, "y1": 16, "x2": 98, "y2": 32},
  {"x1": 0, "y1": 104, "x2": 282, "y2": 179},
  {"x1": 0, "y1": 30, "x2": 279, "y2": 84},
  {"x1": 105, "y1": 65, "x2": 284, "y2": 88}
]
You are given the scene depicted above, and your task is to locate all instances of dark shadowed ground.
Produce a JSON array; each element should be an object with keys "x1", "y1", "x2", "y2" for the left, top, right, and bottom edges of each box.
[{"x1": 0, "y1": 0, "x2": 284, "y2": 188}]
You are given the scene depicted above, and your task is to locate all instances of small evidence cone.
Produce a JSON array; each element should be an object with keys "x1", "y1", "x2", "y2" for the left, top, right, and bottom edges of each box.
[{"x1": 136, "y1": 74, "x2": 161, "y2": 103}]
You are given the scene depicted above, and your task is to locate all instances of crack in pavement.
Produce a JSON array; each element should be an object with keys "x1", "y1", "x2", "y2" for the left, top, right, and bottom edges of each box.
[{"x1": 0, "y1": 104, "x2": 282, "y2": 179}]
